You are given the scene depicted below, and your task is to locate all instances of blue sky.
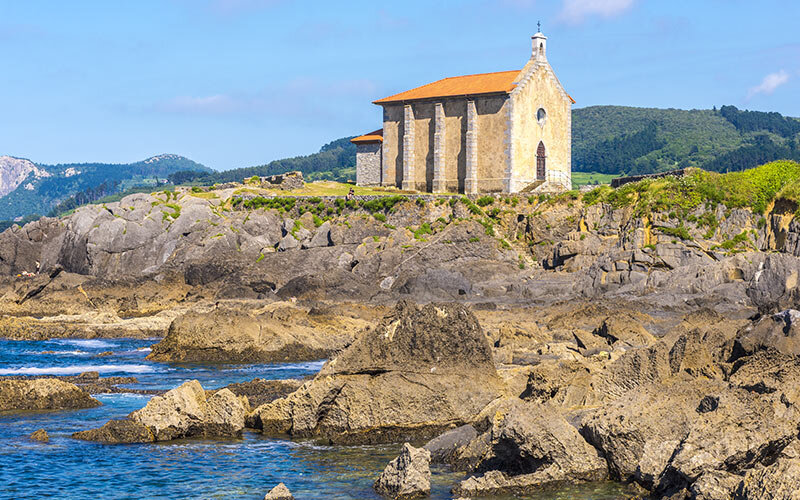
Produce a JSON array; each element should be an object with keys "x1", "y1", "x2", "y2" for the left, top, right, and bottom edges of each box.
[{"x1": 1, "y1": 0, "x2": 798, "y2": 170}]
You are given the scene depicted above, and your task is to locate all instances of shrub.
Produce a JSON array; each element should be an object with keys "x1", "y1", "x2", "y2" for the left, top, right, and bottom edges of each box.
[
  {"x1": 657, "y1": 225, "x2": 692, "y2": 241},
  {"x1": 373, "y1": 213, "x2": 387, "y2": 222},
  {"x1": 476, "y1": 196, "x2": 495, "y2": 207}
]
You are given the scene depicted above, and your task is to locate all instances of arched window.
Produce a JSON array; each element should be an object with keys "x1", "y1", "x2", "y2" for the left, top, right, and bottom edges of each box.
[{"x1": 536, "y1": 142, "x2": 546, "y2": 180}]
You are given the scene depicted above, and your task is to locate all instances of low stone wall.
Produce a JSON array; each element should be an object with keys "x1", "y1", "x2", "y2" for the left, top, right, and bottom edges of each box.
[{"x1": 611, "y1": 168, "x2": 691, "y2": 188}]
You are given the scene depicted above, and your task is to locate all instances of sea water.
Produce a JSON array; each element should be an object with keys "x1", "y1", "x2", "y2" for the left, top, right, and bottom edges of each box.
[{"x1": 0, "y1": 338, "x2": 637, "y2": 499}]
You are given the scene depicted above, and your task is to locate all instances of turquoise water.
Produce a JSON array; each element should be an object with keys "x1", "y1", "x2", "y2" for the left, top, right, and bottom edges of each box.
[{"x1": 0, "y1": 338, "x2": 636, "y2": 499}]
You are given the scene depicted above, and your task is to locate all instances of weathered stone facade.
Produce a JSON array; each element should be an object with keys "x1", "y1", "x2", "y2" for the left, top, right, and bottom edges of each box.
[
  {"x1": 355, "y1": 142, "x2": 382, "y2": 187},
  {"x1": 353, "y1": 31, "x2": 573, "y2": 194}
]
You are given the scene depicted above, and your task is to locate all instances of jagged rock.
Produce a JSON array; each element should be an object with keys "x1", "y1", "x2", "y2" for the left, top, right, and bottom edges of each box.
[
  {"x1": 582, "y1": 378, "x2": 723, "y2": 489},
  {"x1": 734, "y1": 309, "x2": 800, "y2": 357},
  {"x1": 249, "y1": 301, "x2": 504, "y2": 444},
  {"x1": 303, "y1": 221, "x2": 332, "y2": 249},
  {"x1": 214, "y1": 378, "x2": 303, "y2": 409},
  {"x1": 29, "y1": 429, "x2": 49, "y2": 442},
  {"x1": 0, "y1": 378, "x2": 101, "y2": 412},
  {"x1": 75, "y1": 380, "x2": 248, "y2": 443},
  {"x1": 452, "y1": 400, "x2": 607, "y2": 496},
  {"x1": 278, "y1": 234, "x2": 300, "y2": 252},
  {"x1": 658, "y1": 387, "x2": 799, "y2": 493},
  {"x1": 593, "y1": 314, "x2": 656, "y2": 348},
  {"x1": 263, "y1": 483, "x2": 294, "y2": 500},
  {"x1": 374, "y1": 443, "x2": 431, "y2": 499},
  {"x1": 733, "y1": 458, "x2": 800, "y2": 499},
  {"x1": 746, "y1": 254, "x2": 800, "y2": 313},
  {"x1": 691, "y1": 471, "x2": 743, "y2": 500}
]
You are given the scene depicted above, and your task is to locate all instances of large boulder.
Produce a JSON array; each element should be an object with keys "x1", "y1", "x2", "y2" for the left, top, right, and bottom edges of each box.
[
  {"x1": 374, "y1": 443, "x2": 431, "y2": 499},
  {"x1": 452, "y1": 400, "x2": 607, "y2": 496},
  {"x1": 581, "y1": 377, "x2": 724, "y2": 489},
  {"x1": 0, "y1": 378, "x2": 100, "y2": 412},
  {"x1": 73, "y1": 380, "x2": 248, "y2": 443},
  {"x1": 148, "y1": 303, "x2": 362, "y2": 363},
  {"x1": 249, "y1": 301, "x2": 504, "y2": 444}
]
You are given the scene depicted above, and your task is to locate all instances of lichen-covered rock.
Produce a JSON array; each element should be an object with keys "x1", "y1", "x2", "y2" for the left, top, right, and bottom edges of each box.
[
  {"x1": 0, "y1": 378, "x2": 100, "y2": 412},
  {"x1": 74, "y1": 380, "x2": 248, "y2": 443},
  {"x1": 263, "y1": 482, "x2": 294, "y2": 500},
  {"x1": 250, "y1": 301, "x2": 504, "y2": 444},
  {"x1": 374, "y1": 443, "x2": 431, "y2": 499}
]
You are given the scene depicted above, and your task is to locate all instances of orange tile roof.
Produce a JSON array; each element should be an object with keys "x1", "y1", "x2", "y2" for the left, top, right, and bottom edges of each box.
[
  {"x1": 351, "y1": 129, "x2": 383, "y2": 144},
  {"x1": 373, "y1": 70, "x2": 521, "y2": 104}
]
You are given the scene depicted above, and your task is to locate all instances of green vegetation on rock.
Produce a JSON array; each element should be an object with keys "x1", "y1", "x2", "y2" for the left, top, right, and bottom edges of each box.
[{"x1": 582, "y1": 161, "x2": 800, "y2": 216}]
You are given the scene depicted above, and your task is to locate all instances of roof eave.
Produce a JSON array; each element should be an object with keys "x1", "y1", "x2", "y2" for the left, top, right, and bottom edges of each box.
[{"x1": 373, "y1": 89, "x2": 514, "y2": 106}]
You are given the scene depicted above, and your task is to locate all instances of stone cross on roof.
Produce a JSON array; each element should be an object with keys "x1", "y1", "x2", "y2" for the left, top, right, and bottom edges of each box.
[{"x1": 537, "y1": 20, "x2": 541, "y2": 32}]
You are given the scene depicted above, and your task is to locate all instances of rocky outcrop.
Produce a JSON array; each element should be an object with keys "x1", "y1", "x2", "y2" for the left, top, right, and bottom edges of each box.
[
  {"x1": 73, "y1": 380, "x2": 248, "y2": 443},
  {"x1": 374, "y1": 443, "x2": 431, "y2": 499},
  {"x1": 734, "y1": 457, "x2": 800, "y2": 499},
  {"x1": 734, "y1": 309, "x2": 800, "y2": 357},
  {"x1": 0, "y1": 379, "x2": 101, "y2": 412},
  {"x1": 147, "y1": 303, "x2": 365, "y2": 363},
  {"x1": 263, "y1": 483, "x2": 294, "y2": 500},
  {"x1": 0, "y1": 156, "x2": 49, "y2": 197},
  {"x1": 452, "y1": 400, "x2": 607, "y2": 496},
  {"x1": 249, "y1": 301, "x2": 504, "y2": 444}
]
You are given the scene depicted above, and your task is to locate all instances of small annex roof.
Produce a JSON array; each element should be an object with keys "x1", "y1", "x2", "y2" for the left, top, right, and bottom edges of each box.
[
  {"x1": 373, "y1": 70, "x2": 521, "y2": 104},
  {"x1": 351, "y1": 129, "x2": 383, "y2": 144}
]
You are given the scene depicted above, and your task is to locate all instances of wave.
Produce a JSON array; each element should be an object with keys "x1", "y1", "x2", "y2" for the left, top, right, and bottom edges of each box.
[
  {"x1": 55, "y1": 339, "x2": 115, "y2": 349},
  {"x1": 137, "y1": 347, "x2": 152, "y2": 353},
  {"x1": 0, "y1": 364, "x2": 158, "y2": 376}
]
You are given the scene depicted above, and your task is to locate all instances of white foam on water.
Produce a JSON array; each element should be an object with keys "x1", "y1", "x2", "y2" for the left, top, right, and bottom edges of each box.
[
  {"x1": 0, "y1": 364, "x2": 157, "y2": 376},
  {"x1": 55, "y1": 339, "x2": 115, "y2": 349},
  {"x1": 137, "y1": 347, "x2": 152, "y2": 353}
]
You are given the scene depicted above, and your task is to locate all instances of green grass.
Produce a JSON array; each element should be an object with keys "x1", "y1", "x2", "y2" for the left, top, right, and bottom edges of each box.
[
  {"x1": 581, "y1": 161, "x2": 800, "y2": 216},
  {"x1": 571, "y1": 171, "x2": 620, "y2": 187}
]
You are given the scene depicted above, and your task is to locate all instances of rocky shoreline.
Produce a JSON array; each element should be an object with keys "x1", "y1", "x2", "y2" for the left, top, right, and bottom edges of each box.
[{"x1": 4, "y1": 187, "x2": 800, "y2": 498}]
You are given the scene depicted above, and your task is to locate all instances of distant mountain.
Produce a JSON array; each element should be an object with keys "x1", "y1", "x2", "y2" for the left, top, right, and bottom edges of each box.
[
  {"x1": 0, "y1": 154, "x2": 210, "y2": 221},
  {"x1": 572, "y1": 105, "x2": 800, "y2": 175}
]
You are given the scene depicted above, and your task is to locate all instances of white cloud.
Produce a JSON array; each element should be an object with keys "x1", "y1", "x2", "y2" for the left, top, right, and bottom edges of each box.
[
  {"x1": 747, "y1": 70, "x2": 790, "y2": 99},
  {"x1": 559, "y1": 0, "x2": 636, "y2": 24}
]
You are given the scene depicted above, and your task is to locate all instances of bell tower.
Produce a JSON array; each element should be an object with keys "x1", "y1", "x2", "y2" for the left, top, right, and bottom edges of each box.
[{"x1": 532, "y1": 21, "x2": 547, "y2": 62}]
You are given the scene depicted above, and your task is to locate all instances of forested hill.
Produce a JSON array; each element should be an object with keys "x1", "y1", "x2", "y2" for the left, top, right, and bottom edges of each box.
[
  {"x1": 572, "y1": 105, "x2": 800, "y2": 175},
  {"x1": 0, "y1": 154, "x2": 210, "y2": 223},
  {"x1": 169, "y1": 137, "x2": 357, "y2": 186}
]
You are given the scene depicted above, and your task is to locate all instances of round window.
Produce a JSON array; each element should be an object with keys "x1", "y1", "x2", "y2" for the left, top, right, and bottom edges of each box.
[{"x1": 537, "y1": 108, "x2": 547, "y2": 126}]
